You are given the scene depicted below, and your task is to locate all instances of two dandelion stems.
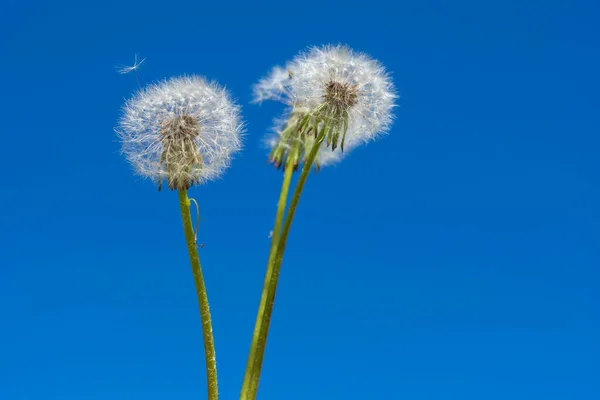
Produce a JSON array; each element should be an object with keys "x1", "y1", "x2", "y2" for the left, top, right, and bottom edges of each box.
[
  {"x1": 178, "y1": 189, "x2": 219, "y2": 400},
  {"x1": 240, "y1": 158, "x2": 295, "y2": 400},
  {"x1": 241, "y1": 131, "x2": 326, "y2": 400}
]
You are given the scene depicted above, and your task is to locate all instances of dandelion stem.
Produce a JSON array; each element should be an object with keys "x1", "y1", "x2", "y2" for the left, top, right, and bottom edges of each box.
[
  {"x1": 243, "y1": 130, "x2": 326, "y2": 400},
  {"x1": 240, "y1": 158, "x2": 296, "y2": 400},
  {"x1": 178, "y1": 189, "x2": 218, "y2": 400}
]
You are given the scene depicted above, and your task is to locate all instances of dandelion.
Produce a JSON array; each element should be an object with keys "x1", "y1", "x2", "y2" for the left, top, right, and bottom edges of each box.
[
  {"x1": 241, "y1": 45, "x2": 397, "y2": 400},
  {"x1": 116, "y1": 75, "x2": 244, "y2": 400},
  {"x1": 117, "y1": 75, "x2": 244, "y2": 191},
  {"x1": 253, "y1": 44, "x2": 396, "y2": 170}
]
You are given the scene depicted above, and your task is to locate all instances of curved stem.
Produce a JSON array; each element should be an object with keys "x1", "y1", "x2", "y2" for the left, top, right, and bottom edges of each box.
[
  {"x1": 240, "y1": 160, "x2": 296, "y2": 400},
  {"x1": 178, "y1": 189, "x2": 218, "y2": 400},
  {"x1": 244, "y1": 133, "x2": 326, "y2": 400},
  {"x1": 275, "y1": 134, "x2": 325, "y2": 273}
]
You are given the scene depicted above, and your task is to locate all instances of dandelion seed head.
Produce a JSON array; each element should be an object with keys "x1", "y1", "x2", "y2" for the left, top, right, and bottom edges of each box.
[
  {"x1": 117, "y1": 75, "x2": 244, "y2": 190},
  {"x1": 288, "y1": 44, "x2": 397, "y2": 144},
  {"x1": 254, "y1": 44, "x2": 396, "y2": 169}
]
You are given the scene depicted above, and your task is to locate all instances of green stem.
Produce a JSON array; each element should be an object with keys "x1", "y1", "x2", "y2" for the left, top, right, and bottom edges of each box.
[
  {"x1": 244, "y1": 132, "x2": 326, "y2": 400},
  {"x1": 178, "y1": 189, "x2": 218, "y2": 400},
  {"x1": 274, "y1": 133, "x2": 325, "y2": 286},
  {"x1": 240, "y1": 159, "x2": 296, "y2": 400}
]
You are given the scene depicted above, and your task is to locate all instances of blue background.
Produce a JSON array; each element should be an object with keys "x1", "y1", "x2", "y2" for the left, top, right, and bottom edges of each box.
[{"x1": 1, "y1": 1, "x2": 599, "y2": 399}]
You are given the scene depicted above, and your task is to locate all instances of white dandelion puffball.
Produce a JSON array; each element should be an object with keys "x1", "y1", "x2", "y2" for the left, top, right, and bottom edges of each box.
[
  {"x1": 253, "y1": 45, "x2": 396, "y2": 166},
  {"x1": 117, "y1": 76, "x2": 244, "y2": 190}
]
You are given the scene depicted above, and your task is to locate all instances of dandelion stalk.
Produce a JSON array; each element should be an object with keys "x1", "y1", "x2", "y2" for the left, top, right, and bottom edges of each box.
[
  {"x1": 242, "y1": 130, "x2": 326, "y2": 400},
  {"x1": 240, "y1": 157, "x2": 296, "y2": 400},
  {"x1": 273, "y1": 130, "x2": 326, "y2": 288},
  {"x1": 178, "y1": 189, "x2": 219, "y2": 400}
]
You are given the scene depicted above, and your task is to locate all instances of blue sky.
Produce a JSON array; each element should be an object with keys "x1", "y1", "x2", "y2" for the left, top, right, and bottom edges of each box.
[{"x1": 1, "y1": 0, "x2": 599, "y2": 399}]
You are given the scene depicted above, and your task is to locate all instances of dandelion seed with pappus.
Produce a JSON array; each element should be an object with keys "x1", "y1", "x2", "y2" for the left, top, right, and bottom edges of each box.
[
  {"x1": 116, "y1": 74, "x2": 244, "y2": 400},
  {"x1": 241, "y1": 45, "x2": 397, "y2": 400},
  {"x1": 116, "y1": 54, "x2": 146, "y2": 75}
]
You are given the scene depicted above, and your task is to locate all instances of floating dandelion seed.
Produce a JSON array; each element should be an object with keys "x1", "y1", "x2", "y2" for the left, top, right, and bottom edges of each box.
[
  {"x1": 116, "y1": 75, "x2": 244, "y2": 190},
  {"x1": 116, "y1": 54, "x2": 146, "y2": 74},
  {"x1": 254, "y1": 44, "x2": 397, "y2": 170}
]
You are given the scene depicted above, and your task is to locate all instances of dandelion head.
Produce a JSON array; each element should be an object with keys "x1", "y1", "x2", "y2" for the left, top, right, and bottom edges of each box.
[
  {"x1": 254, "y1": 44, "x2": 396, "y2": 170},
  {"x1": 117, "y1": 76, "x2": 244, "y2": 191},
  {"x1": 289, "y1": 44, "x2": 396, "y2": 148}
]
